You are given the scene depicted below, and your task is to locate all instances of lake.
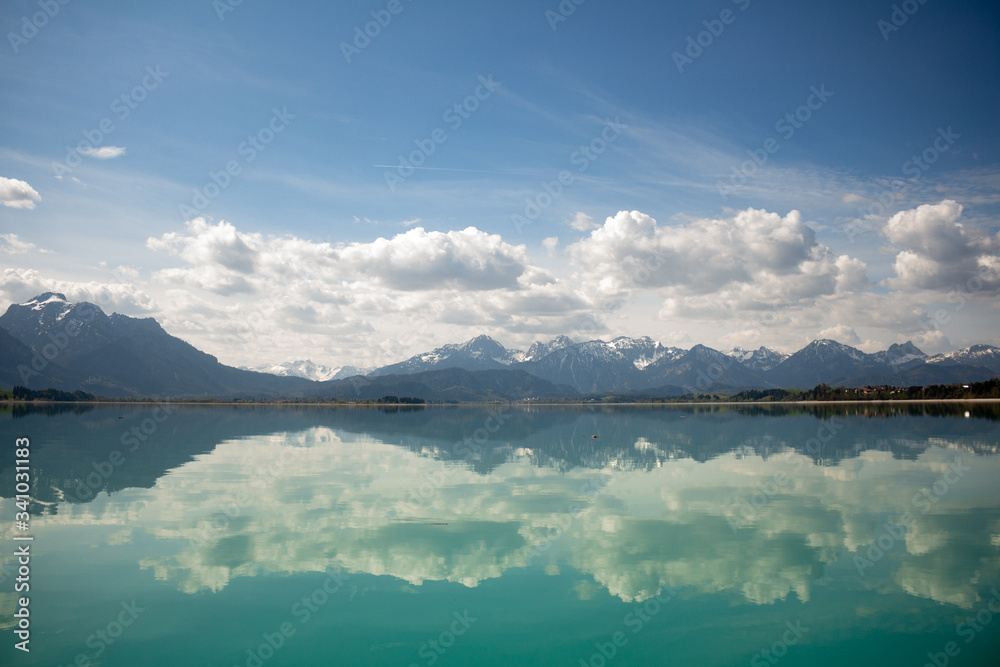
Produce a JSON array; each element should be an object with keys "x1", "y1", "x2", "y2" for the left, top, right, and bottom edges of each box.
[{"x1": 1, "y1": 403, "x2": 999, "y2": 666}]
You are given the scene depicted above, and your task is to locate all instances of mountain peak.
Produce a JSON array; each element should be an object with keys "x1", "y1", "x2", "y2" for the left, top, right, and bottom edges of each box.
[
  {"x1": 519, "y1": 335, "x2": 576, "y2": 363},
  {"x1": 22, "y1": 292, "x2": 70, "y2": 310},
  {"x1": 812, "y1": 338, "x2": 842, "y2": 347},
  {"x1": 927, "y1": 344, "x2": 1000, "y2": 374},
  {"x1": 465, "y1": 334, "x2": 501, "y2": 346},
  {"x1": 241, "y1": 359, "x2": 343, "y2": 382},
  {"x1": 728, "y1": 346, "x2": 789, "y2": 372},
  {"x1": 455, "y1": 335, "x2": 510, "y2": 356}
]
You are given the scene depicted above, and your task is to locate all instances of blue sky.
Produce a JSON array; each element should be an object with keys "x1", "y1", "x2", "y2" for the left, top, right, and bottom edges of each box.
[{"x1": 1, "y1": 0, "x2": 999, "y2": 368}]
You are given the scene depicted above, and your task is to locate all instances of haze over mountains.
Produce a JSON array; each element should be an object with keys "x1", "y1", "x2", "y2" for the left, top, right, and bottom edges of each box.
[{"x1": 1, "y1": 293, "x2": 998, "y2": 400}]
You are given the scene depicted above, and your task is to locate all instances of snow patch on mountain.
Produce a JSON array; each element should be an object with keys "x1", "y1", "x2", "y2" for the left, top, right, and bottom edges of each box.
[
  {"x1": 242, "y1": 360, "x2": 344, "y2": 382},
  {"x1": 928, "y1": 345, "x2": 1000, "y2": 373},
  {"x1": 23, "y1": 292, "x2": 70, "y2": 311},
  {"x1": 728, "y1": 346, "x2": 789, "y2": 372}
]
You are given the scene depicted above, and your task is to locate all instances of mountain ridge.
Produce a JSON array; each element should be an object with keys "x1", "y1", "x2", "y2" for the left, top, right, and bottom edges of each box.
[{"x1": 1, "y1": 294, "x2": 997, "y2": 398}]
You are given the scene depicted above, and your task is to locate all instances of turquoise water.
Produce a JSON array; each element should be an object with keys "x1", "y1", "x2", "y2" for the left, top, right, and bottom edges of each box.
[{"x1": 1, "y1": 403, "x2": 999, "y2": 666}]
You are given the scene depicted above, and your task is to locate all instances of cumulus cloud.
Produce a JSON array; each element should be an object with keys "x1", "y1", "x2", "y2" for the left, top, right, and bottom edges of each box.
[
  {"x1": 155, "y1": 266, "x2": 257, "y2": 296},
  {"x1": 569, "y1": 208, "x2": 868, "y2": 311},
  {"x1": 0, "y1": 268, "x2": 154, "y2": 311},
  {"x1": 0, "y1": 177, "x2": 41, "y2": 209},
  {"x1": 817, "y1": 324, "x2": 862, "y2": 345},
  {"x1": 148, "y1": 219, "x2": 258, "y2": 274},
  {"x1": 568, "y1": 212, "x2": 598, "y2": 231},
  {"x1": 79, "y1": 146, "x2": 126, "y2": 159},
  {"x1": 140, "y1": 218, "x2": 597, "y2": 365},
  {"x1": 884, "y1": 200, "x2": 1000, "y2": 292},
  {"x1": 147, "y1": 218, "x2": 541, "y2": 295},
  {"x1": 337, "y1": 226, "x2": 531, "y2": 291},
  {"x1": 114, "y1": 265, "x2": 141, "y2": 280},
  {"x1": 835, "y1": 255, "x2": 869, "y2": 292},
  {"x1": 12, "y1": 202, "x2": 984, "y2": 368},
  {"x1": 0, "y1": 234, "x2": 50, "y2": 255},
  {"x1": 542, "y1": 236, "x2": 559, "y2": 256}
]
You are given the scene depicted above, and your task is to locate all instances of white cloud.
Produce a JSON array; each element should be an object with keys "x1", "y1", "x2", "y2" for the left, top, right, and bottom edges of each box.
[
  {"x1": 817, "y1": 324, "x2": 861, "y2": 345},
  {"x1": 336, "y1": 226, "x2": 532, "y2": 291},
  {"x1": 0, "y1": 234, "x2": 50, "y2": 255},
  {"x1": 114, "y1": 265, "x2": 141, "y2": 280},
  {"x1": 568, "y1": 208, "x2": 868, "y2": 309},
  {"x1": 885, "y1": 200, "x2": 976, "y2": 264},
  {"x1": 79, "y1": 146, "x2": 126, "y2": 159},
  {"x1": 151, "y1": 219, "x2": 540, "y2": 295},
  {"x1": 0, "y1": 268, "x2": 154, "y2": 311},
  {"x1": 155, "y1": 266, "x2": 257, "y2": 296},
  {"x1": 884, "y1": 200, "x2": 1000, "y2": 292},
  {"x1": 0, "y1": 177, "x2": 41, "y2": 209},
  {"x1": 542, "y1": 236, "x2": 559, "y2": 256},
  {"x1": 148, "y1": 219, "x2": 258, "y2": 275},
  {"x1": 568, "y1": 212, "x2": 598, "y2": 231},
  {"x1": 835, "y1": 255, "x2": 869, "y2": 292},
  {"x1": 140, "y1": 219, "x2": 594, "y2": 365},
  {"x1": 6, "y1": 199, "x2": 988, "y2": 369}
]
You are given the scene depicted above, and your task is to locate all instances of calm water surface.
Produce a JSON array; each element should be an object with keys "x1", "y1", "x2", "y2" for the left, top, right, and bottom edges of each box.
[{"x1": 1, "y1": 403, "x2": 999, "y2": 666}]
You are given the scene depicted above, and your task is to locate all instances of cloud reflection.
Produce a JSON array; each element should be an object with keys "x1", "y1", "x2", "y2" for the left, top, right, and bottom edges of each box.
[{"x1": 9, "y1": 427, "x2": 1000, "y2": 609}]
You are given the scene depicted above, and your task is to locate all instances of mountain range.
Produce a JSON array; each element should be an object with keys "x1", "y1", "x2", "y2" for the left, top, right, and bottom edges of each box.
[
  {"x1": 352, "y1": 333, "x2": 1000, "y2": 394},
  {"x1": 239, "y1": 360, "x2": 372, "y2": 382},
  {"x1": 1, "y1": 293, "x2": 997, "y2": 400}
]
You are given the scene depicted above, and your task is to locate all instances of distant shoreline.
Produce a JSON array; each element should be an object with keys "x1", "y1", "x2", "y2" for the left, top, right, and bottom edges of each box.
[{"x1": 3, "y1": 398, "x2": 1000, "y2": 407}]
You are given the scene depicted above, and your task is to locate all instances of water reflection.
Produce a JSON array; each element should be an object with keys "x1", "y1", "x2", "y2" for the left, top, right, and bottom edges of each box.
[{"x1": 2, "y1": 404, "x2": 997, "y2": 614}]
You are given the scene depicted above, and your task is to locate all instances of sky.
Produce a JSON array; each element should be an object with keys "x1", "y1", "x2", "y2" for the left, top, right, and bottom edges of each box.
[{"x1": 1, "y1": 0, "x2": 999, "y2": 370}]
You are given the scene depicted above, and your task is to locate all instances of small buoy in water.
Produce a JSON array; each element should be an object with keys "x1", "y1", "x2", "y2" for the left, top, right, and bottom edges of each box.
[{"x1": 965, "y1": 411, "x2": 971, "y2": 418}]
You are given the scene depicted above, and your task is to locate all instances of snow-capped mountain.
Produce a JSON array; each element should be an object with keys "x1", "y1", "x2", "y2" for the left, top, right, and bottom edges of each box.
[
  {"x1": 519, "y1": 335, "x2": 575, "y2": 363},
  {"x1": 329, "y1": 365, "x2": 375, "y2": 380},
  {"x1": 241, "y1": 360, "x2": 348, "y2": 382},
  {"x1": 728, "y1": 346, "x2": 790, "y2": 372},
  {"x1": 2, "y1": 293, "x2": 996, "y2": 398},
  {"x1": 608, "y1": 336, "x2": 684, "y2": 370},
  {"x1": 368, "y1": 334, "x2": 524, "y2": 376},
  {"x1": 363, "y1": 335, "x2": 999, "y2": 393},
  {"x1": 767, "y1": 339, "x2": 996, "y2": 388},
  {"x1": 0, "y1": 292, "x2": 120, "y2": 364},
  {"x1": 928, "y1": 345, "x2": 1000, "y2": 374},
  {"x1": 767, "y1": 339, "x2": 882, "y2": 387},
  {"x1": 518, "y1": 338, "x2": 648, "y2": 393},
  {"x1": 644, "y1": 344, "x2": 771, "y2": 390},
  {"x1": 871, "y1": 341, "x2": 928, "y2": 367},
  {"x1": 24, "y1": 292, "x2": 73, "y2": 314},
  {"x1": 0, "y1": 293, "x2": 312, "y2": 397}
]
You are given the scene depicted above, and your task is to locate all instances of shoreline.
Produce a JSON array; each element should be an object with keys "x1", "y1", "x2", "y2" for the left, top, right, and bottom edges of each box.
[{"x1": 3, "y1": 398, "x2": 999, "y2": 407}]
